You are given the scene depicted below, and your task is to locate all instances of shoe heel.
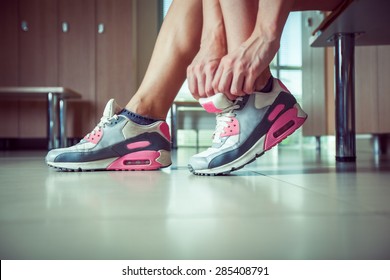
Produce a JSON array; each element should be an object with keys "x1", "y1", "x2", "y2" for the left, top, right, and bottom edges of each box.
[
  {"x1": 107, "y1": 150, "x2": 171, "y2": 171},
  {"x1": 264, "y1": 104, "x2": 307, "y2": 151}
]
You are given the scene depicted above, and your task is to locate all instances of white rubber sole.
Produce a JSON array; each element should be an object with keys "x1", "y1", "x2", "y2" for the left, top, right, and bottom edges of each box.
[
  {"x1": 47, "y1": 150, "x2": 172, "y2": 171},
  {"x1": 188, "y1": 135, "x2": 267, "y2": 176}
]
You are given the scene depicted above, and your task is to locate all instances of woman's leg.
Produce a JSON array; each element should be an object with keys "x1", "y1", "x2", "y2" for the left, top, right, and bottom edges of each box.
[
  {"x1": 186, "y1": 0, "x2": 227, "y2": 100},
  {"x1": 216, "y1": 0, "x2": 272, "y2": 99},
  {"x1": 125, "y1": 0, "x2": 203, "y2": 120}
]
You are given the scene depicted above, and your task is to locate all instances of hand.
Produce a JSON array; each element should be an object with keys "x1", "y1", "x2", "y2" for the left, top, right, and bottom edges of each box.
[
  {"x1": 187, "y1": 33, "x2": 227, "y2": 100},
  {"x1": 187, "y1": 47, "x2": 224, "y2": 100},
  {"x1": 187, "y1": 0, "x2": 227, "y2": 100},
  {"x1": 212, "y1": 33, "x2": 280, "y2": 99}
]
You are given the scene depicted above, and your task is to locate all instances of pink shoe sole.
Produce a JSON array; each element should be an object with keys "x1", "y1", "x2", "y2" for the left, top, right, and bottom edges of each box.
[
  {"x1": 107, "y1": 150, "x2": 171, "y2": 171},
  {"x1": 264, "y1": 104, "x2": 307, "y2": 151}
]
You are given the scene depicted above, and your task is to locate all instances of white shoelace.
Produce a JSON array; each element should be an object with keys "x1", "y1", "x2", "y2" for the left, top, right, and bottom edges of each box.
[
  {"x1": 84, "y1": 114, "x2": 119, "y2": 141},
  {"x1": 212, "y1": 97, "x2": 242, "y2": 144}
]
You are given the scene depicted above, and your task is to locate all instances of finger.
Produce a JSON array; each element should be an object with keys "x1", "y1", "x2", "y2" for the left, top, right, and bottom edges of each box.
[
  {"x1": 224, "y1": 91, "x2": 237, "y2": 101},
  {"x1": 230, "y1": 72, "x2": 245, "y2": 97},
  {"x1": 205, "y1": 63, "x2": 217, "y2": 97},
  {"x1": 205, "y1": 72, "x2": 214, "y2": 97},
  {"x1": 243, "y1": 72, "x2": 256, "y2": 94},
  {"x1": 196, "y1": 71, "x2": 206, "y2": 98},
  {"x1": 187, "y1": 67, "x2": 200, "y2": 99},
  {"x1": 212, "y1": 65, "x2": 223, "y2": 93},
  {"x1": 213, "y1": 65, "x2": 236, "y2": 100},
  {"x1": 217, "y1": 70, "x2": 233, "y2": 95}
]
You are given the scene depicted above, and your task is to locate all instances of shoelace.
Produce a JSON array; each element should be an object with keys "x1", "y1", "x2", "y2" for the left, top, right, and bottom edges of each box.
[
  {"x1": 83, "y1": 114, "x2": 119, "y2": 141},
  {"x1": 212, "y1": 97, "x2": 243, "y2": 144}
]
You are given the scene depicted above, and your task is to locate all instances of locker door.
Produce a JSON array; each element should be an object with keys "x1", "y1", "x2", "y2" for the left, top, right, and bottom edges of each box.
[
  {"x1": 96, "y1": 0, "x2": 135, "y2": 116},
  {"x1": 58, "y1": 0, "x2": 96, "y2": 138},
  {"x1": 18, "y1": 0, "x2": 58, "y2": 138},
  {"x1": 0, "y1": 0, "x2": 19, "y2": 137}
]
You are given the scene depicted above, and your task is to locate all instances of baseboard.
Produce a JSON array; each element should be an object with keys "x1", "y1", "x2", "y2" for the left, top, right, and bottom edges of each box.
[{"x1": 0, "y1": 138, "x2": 81, "y2": 150}]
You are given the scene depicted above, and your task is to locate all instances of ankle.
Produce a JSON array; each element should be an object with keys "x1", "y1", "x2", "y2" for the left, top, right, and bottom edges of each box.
[
  {"x1": 125, "y1": 97, "x2": 166, "y2": 120},
  {"x1": 254, "y1": 68, "x2": 272, "y2": 92},
  {"x1": 120, "y1": 108, "x2": 161, "y2": 125}
]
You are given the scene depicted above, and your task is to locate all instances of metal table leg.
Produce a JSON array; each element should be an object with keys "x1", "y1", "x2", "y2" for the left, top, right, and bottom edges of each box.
[
  {"x1": 47, "y1": 92, "x2": 58, "y2": 150},
  {"x1": 334, "y1": 33, "x2": 356, "y2": 162},
  {"x1": 59, "y1": 98, "x2": 67, "y2": 148}
]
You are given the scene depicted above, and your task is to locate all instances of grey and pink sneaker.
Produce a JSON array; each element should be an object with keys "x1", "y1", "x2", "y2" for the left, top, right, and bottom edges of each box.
[
  {"x1": 188, "y1": 78, "x2": 307, "y2": 175},
  {"x1": 46, "y1": 99, "x2": 171, "y2": 171}
]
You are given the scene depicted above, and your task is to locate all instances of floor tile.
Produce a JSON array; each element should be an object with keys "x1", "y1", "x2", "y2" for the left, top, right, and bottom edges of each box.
[{"x1": 0, "y1": 148, "x2": 389, "y2": 260}]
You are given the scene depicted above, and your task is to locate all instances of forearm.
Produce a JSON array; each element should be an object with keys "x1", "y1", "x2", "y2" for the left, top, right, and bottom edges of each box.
[
  {"x1": 253, "y1": 0, "x2": 294, "y2": 43},
  {"x1": 200, "y1": 0, "x2": 226, "y2": 51}
]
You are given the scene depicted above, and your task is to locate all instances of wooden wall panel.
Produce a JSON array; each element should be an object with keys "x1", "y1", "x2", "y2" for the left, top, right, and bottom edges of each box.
[
  {"x1": 1, "y1": 0, "x2": 155, "y2": 142},
  {"x1": 18, "y1": 0, "x2": 58, "y2": 86},
  {"x1": 301, "y1": 11, "x2": 327, "y2": 136},
  {"x1": 135, "y1": 0, "x2": 159, "y2": 88},
  {"x1": 96, "y1": 0, "x2": 135, "y2": 116},
  {"x1": 377, "y1": 46, "x2": 390, "y2": 133},
  {"x1": 0, "y1": 0, "x2": 18, "y2": 85},
  {"x1": 18, "y1": 0, "x2": 58, "y2": 137},
  {"x1": 355, "y1": 46, "x2": 379, "y2": 133},
  {"x1": 310, "y1": 45, "x2": 327, "y2": 135},
  {"x1": 0, "y1": 0, "x2": 19, "y2": 137},
  {"x1": 58, "y1": 0, "x2": 96, "y2": 138}
]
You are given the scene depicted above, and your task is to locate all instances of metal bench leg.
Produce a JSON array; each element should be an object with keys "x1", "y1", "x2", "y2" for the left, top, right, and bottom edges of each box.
[
  {"x1": 334, "y1": 33, "x2": 356, "y2": 162},
  {"x1": 47, "y1": 92, "x2": 58, "y2": 150},
  {"x1": 315, "y1": 136, "x2": 321, "y2": 151},
  {"x1": 59, "y1": 99, "x2": 67, "y2": 148}
]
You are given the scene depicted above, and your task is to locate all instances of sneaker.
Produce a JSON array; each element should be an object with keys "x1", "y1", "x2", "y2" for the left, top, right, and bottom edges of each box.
[
  {"x1": 46, "y1": 99, "x2": 172, "y2": 171},
  {"x1": 188, "y1": 78, "x2": 307, "y2": 175}
]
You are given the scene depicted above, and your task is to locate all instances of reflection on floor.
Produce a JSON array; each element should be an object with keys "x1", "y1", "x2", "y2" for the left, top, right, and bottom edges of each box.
[{"x1": 0, "y1": 146, "x2": 389, "y2": 260}]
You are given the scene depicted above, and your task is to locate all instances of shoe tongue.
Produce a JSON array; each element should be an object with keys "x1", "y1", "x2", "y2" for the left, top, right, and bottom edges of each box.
[
  {"x1": 199, "y1": 93, "x2": 233, "y2": 113},
  {"x1": 103, "y1": 99, "x2": 122, "y2": 118}
]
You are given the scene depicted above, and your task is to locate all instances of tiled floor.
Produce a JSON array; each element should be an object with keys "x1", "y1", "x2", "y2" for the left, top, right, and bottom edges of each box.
[{"x1": 0, "y1": 145, "x2": 389, "y2": 260}]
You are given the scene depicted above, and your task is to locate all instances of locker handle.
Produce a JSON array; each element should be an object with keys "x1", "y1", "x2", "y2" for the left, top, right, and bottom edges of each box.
[
  {"x1": 62, "y1": 22, "x2": 69, "y2": 33},
  {"x1": 21, "y1": 21, "x2": 28, "y2": 32},
  {"x1": 98, "y1": 23, "x2": 105, "y2": 34}
]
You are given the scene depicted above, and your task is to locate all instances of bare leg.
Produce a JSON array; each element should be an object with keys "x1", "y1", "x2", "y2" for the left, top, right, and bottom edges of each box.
[
  {"x1": 126, "y1": 0, "x2": 202, "y2": 120},
  {"x1": 217, "y1": 0, "x2": 271, "y2": 99},
  {"x1": 187, "y1": 0, "x2": 227, "y2": 99}
]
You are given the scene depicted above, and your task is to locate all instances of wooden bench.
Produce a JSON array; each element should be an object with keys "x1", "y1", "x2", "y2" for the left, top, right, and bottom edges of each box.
[{"x1": 0, "y1": 87, "x2": 81, "y2": 149}]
